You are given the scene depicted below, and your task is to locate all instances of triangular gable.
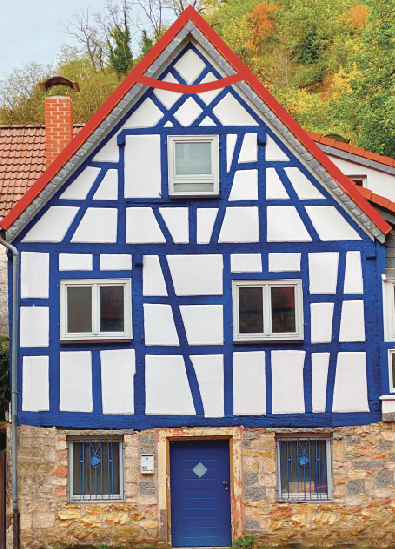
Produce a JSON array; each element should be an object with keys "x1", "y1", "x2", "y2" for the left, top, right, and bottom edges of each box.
[{"x1": 2, "y1": 6, "x2": 390, "y2": 241}]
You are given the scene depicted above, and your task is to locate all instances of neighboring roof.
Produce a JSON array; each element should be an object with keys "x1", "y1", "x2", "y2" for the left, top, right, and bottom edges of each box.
[
  {"x1": 358, "y1": 185, "x2": 395, "y2": 217},
  {"x1": 0, "y1": 125, "x2": 83, "y2": 219},
  {"x1": 0, "y1": 7, "x2": 391, "y2": 241},
  {"x1": 309, "y1": 132, "x2": 395, "y2": 175}
]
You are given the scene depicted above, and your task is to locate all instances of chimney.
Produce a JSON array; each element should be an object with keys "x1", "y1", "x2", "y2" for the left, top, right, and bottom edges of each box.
[{"x1": 39, "y1": 76, "x2": 80, "y2": 168}]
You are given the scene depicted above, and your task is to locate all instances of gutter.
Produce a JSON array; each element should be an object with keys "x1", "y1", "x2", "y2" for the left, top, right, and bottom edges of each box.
[{"x1": 0, "y1": 232, "x2": 19, "y2": 549}]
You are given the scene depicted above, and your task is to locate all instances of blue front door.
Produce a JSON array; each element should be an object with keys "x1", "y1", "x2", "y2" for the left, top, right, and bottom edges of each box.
[{"x1": 170, "y1": 440, "x2": 232, "y2": 547}]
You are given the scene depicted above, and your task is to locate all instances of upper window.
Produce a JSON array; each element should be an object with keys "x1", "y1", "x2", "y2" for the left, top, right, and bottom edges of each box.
[
  {"x1": 68, "y1": 437, "x2": 124, "y2": 502},
  {"x1": 168, "y1": 135, "x2": 219, "y2": 196},
  {"x1": 232, "y1": 280, "x2": 304, "y2": 342},
  {"x1": 383, "y1": 279, "x2": 395, "y2": 342},
  {"x1": 349, "y1": 175, "x2": 367, "y2": 188},
  {"x1": 60, "y1": 279, "x2": 132, "y2": 342}
]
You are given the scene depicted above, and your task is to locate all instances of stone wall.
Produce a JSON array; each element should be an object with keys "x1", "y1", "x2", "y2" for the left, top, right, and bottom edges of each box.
[
  {"x1": 7, "y1": 422, "x2": 395, "y2": 548},
  {"x1": 0, "y1": 250, "x2": 8, "y2": 337}
]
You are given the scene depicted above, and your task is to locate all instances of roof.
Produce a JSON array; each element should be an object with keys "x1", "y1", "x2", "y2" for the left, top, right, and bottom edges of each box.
[
  {"x1": 0, "y1": 125, "x2": 83, "y2": 219},
  {"x1": 0, "y1": 7, "x2": 391, "y2": 240}
]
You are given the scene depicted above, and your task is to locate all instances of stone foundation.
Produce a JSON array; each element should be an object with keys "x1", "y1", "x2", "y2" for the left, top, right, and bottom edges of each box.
[{"x1": 7, "y1": 422, "x2": 395, "y2": 548}]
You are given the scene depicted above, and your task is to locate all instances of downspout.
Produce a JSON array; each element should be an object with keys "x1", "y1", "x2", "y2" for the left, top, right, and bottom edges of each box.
[{"x1": 0, "y1": 231, "x2": 19, "y2": 549}]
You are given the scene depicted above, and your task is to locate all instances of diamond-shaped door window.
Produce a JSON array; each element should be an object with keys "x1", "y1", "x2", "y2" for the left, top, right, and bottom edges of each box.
[{"x1": 192, "y1": 462, "x2": 208, "y2": 478}]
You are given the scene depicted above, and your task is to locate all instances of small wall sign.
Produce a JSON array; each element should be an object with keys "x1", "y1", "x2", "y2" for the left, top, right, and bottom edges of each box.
[{"x1": 141, "y1": 454, "x2": 154, "y2": 474}]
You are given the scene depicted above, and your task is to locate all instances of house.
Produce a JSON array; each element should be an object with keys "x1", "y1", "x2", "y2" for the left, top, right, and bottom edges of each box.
[{"x1": 2, "y1": 7, "x2": 395, "y2": 548}]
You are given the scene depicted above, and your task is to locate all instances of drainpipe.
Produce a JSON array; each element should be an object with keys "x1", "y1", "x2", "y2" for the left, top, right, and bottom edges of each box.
[{"x1": 0, "y1": 231, "x2": 19, "y2": 549}]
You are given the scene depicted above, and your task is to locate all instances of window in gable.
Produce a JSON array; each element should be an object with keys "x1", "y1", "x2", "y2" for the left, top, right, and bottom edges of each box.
[{"x1": 168, "y1": 135, "x2": 219, "y2": 196}]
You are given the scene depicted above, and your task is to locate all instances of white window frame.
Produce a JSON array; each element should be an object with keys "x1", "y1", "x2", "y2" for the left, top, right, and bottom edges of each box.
[
  {"x1": 60, "y1": 278, "x2": 132, "y2": 342},
  {"x1": 348, "y1": 175, "x2": 367, "y2": 188},
  {"x1": 168, "y1": 134, "x2": 219, "y2": 197},
  {"x1": 232, "y1": 279, "x2": 304, "y2": 342},
  {"x1": 68, "y1": 436, "x2": 125, "y2": 502},
  {"x1": 276, "y1": 436, "x2": 333, "y2": 502},
  {"x1": 388, "y1": 349, "x2": 395, "y2": 393},
  {"x1": 383, "y1": 278, "x2": 395, "y2": 341}
]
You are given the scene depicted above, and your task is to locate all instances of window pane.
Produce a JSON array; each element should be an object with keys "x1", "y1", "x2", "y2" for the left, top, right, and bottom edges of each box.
[
  {"x1": 279, "y1": 439, "x2": 328, "y2": 501},
  {"x1": 173, "y1": 182, "x2": 214, "y2": 193},
  {"x1": 72, "y1": 440, "x2": 121, "y2": 500},
  {"x1": 100, "y1": 286, "x2": 124, "y2": 333},
  {"x1": 271, "y1": 286, "x2": 296, "y2": 333},
  {"x1": 67, "y1": 286, "x2": 92, "y2": 333},
  {"x1": 175, "y1": 142, "x2": 211, "y2": 175},
  {"x1": 391, "y1": 353, "x2": 395, "y2": 389},
  {"x1": 239, "y1": 287, "x2": 263, "y2": 333}
]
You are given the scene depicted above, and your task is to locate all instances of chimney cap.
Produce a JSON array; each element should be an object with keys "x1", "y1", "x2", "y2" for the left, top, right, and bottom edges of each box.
[{"x1": 39, "y1": 76, "x2": 80, "y2": 93}]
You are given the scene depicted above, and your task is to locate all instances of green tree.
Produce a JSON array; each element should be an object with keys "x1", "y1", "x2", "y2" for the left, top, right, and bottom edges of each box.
[{"x1": 108, "y1": 23, "x2": 134, "y2": 76}]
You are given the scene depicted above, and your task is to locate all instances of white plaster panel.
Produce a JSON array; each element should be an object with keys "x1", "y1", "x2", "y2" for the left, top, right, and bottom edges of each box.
[
  {"x1": 100, "y1": 254, "x2": 132, "y2": 271},
  {"x1": 22, "y1": 356, "x2": 49, "y2": 411},
  {"x1": 269, "y1": 253, "x2": 301, "y2": 272},
  {"x1": 164, "y1": 121, "x2": 173, "y2": 127},
  {"x1": 305, "y1": 206, "x2": 361, "y2": 241},
  {"x1": 71, "y1": 208, "x2": 117, "y2": 243},
  {"x1": 229, "y1": 169, "x2": 258, "y2": 201},
  {"x1": 227, "y1": 134, "x2": 237, "y2": 172},
  {"x1": 239, "y1": 133, "x2": 258, "y2": 163},
  {"x1": 339, "y1": 300, "x2": 366, "y2": 342},
  {"x1": 174, "y1": 97, "x2": 202, "y2": 126},
  {"x1": 167, "y1": 254, "x2": 223, "y2": 295},
  {"x1": 267, "y1": 206, "x2": 312, "y2": 242},
  {"x1": 180, "y1": 305, "x2": 223, "y2": 345},
  {"x1": 231, "y1": 254, "x2": 262, "y2": 273},
  {"x1": 59, "y1": 253, "x2": 93, "y2": 271},
  {"x1": 144, "y1": 304, "x2": 179, "y2": 346},
  {"x1": 266, "y1": 168, "x2": 289, "y2": 199},
  {"x1": 213, "y1": 93, "x2": 258, "y2": 126},
  {"x1": 272, "y1": 350, "x2": 305, "y2": 414},
  {"x1": 124, "y1": 135, "x2": 161, "y2": 198},
  {"x1": 22, "y1": 206, "x2": 79, "y2": 242},
  {"x1": 143, "y1": 255, "x2": 167, "y2": 296},
  {"x1": 284, "y1": 167, "x2": 324, "y2": 199},
  {"x1": 21, "y1": 252, "x2": 49, "y2": 298},
  {"x1": 197, "y1": 72, "x2": 221, "y2": 104},
  {"x1": 312, "y1": 353, "x2": 330, "y2": 413},
  {"x1": 219, "y1": 206, "x2": 259, "y2": 243},
  {"x1": 233, "y1": 351, "x2": 266, "y2": 415},
  {"x1": 93, "y1": 169, "x2": 118, "y2": 200},
  {"x1": 344, "y1": 251, "x2": 364, "y2": 294},
  {"x1": 154, "y1": 73, "x2": 182, "y2": 108},
  {"x1": 60, "y1": 167, "x2": 101, "y2": 200},
  {"x1": 310, "y1": 303, "x2": 334, "y2": 343},
  {"x1": 145, "y1": 355, "x2": 195, "y2": 415},
  {"x1": 159, "y1": 207, "x2": 189, "y2": 243},
  {"x1": 123, "y1": 97, "x2": 163, "y2": 128},
  {"x1": 60, "y1": 351, "x2": 93, "y2": 412},
  {"x1": 20, "y1": 307, "x2": 49, "y2": 347},
  {"x1": 174, "y1": 50, "x2": 205, "y2": 83},
  {"x1": 332, "y1": 353, "x2": 369, "y2": 412},
  {"x1": 265, "y1": 135, "x2": 289, "y2": 161},
  {"x1": 190, "y1": 354, "x2": 224, "y2": 417},
  {"x1": 197, "y1": 208, "x2": 218, "y2": 244},
  {"x1": 309, "y1": 252, "x2": 339, "y2": 294},
  {"x1": 93, "y1": 136, "x2": 119, "y2": 163},
  {"x1": 101, "y1": 349, "x2": 135, "y2": 414},
  {"x1": 199, "y1": 116, "x2": 216, "y2": 126},
  {"x1": 126, "y1": 207, "x2": 166, "y2": 244}
]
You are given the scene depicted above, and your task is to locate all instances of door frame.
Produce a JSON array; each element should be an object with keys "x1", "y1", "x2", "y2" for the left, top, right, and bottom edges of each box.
[{"x1": 157, "y1": 427, "x2": 243, "y2": 545}]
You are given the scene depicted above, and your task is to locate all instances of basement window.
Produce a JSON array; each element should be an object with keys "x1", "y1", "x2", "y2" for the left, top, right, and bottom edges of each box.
[
  {"x1": 60, "y1": 279, "x2": 132, "y2": 342},
  {"x1": 168, "y1": 135, "x2": 219, "y2": 196}
]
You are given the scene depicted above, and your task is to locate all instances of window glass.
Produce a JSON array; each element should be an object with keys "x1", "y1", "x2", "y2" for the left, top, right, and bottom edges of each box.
[
  {"x1": 100, "y1": 286, "x2": 124, "y2": 333},
  {"x1": 67, "y1": 286, "x2": 92, "y2": 333},
  {"x1": 175, "y1": 142, "x2": 211, "y2": 175},
  {"x1": 239, "y1": 286, "x2": 263, "y2": 334},
  {"x1": 271, "y1": 286, "x2": 296, "y2": 333}
]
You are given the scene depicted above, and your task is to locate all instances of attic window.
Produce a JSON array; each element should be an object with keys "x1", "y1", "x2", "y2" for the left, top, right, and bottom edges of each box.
[
  {"x1": 349, "y1": 175, "x2": 366, "y2": 187},
  {"x1": 168, "y1": 135, "x2": 219, "y2": 196}
]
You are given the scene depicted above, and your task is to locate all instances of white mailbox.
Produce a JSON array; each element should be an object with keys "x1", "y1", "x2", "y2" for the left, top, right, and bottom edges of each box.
[{"x1": 141, "y1": 454, "x2": 154, "y2": 474}]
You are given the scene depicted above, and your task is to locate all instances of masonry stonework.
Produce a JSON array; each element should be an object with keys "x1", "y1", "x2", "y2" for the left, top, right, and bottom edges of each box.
[{"x1": 7, "y1": 422, "x2": 395, "y2": 548}]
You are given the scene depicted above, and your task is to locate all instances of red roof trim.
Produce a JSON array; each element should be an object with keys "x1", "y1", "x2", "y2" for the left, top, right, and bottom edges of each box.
[
  {"x1": 138, "y1": 73, "x2": 243, "y2": 92},
  {"x1": 1, "y1": 6, "x2": 391, "y2": 236}
]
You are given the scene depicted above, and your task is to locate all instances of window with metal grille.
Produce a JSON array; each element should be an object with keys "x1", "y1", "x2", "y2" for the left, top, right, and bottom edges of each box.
[
  {"x1": 68, "y1": 438, "x2": 124, "y2": 502},
  {"x1": 276, "y1": 437, "x2": 332, "y2": 501}
]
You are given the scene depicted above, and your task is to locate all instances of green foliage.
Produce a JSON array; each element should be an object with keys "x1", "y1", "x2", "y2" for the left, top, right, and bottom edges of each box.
[
  {"x1": 140, "y1": 31, "x2": 154, "y2": 57},
  {"x1": 97, "y1": 544, "x2": 110, "y2": 549},
  {"x1": 108, "y1": 24, "x2": 134, "y2": 76},
  {"x1": 233, "y1": 535, "x2": 255, "y2": 549},
  {"x1": 0, "y1": 338, "x2": 10, "y2": 420}
]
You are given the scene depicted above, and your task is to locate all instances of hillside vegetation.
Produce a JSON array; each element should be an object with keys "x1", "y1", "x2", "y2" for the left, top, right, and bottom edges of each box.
[{"x1": 1, "y1": 0, "x2": 394, "y2": 157}]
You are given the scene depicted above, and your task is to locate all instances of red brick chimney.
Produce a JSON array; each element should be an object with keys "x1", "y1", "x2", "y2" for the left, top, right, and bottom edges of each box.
[{"x1": 45, "y1": 95, "x2": 73, "y2": 168}]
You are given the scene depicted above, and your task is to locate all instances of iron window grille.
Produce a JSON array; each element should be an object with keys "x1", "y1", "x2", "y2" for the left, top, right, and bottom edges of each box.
[
  {"x1": 276, "y1": 437, "x2": 332, "y2": 502},
  {"x1": 68, "y1": 438, "x2": 125, "y2": 502}
]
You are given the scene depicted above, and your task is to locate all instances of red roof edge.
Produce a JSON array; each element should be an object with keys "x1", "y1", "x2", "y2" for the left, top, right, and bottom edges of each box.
[{"x1": 1, "y1": 7, "x2": 391, "y2": 237}]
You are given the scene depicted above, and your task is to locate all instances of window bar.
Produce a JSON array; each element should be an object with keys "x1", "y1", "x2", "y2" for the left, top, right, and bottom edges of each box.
[
  {"x1": 317, "y1": 440, "x2": 322, "y2": 499},
  {"x1": 123, "y1": 441, "x2": 126, "y2": 499},
  {"x1": 110, "y1": 440, "x2": 114, "y2": 498},
  {"x1": 296, "y1": 438, "x2": 300, "y2": 497},
  {"x1": 100, "y1": 440, "x2": 103, "y2": 501},
  {"x1": 286, "y1": 440, "x2": 290, "y2": 500},
  {"x1": 308, "y1": 439, "x2": 312, "y2": 501},
  {"x1": 89, "y1": 441, "x2": 93, "y2": 501},
  {"x1": 80, "y1": 441, "x2": 85, "y2": 502}
]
